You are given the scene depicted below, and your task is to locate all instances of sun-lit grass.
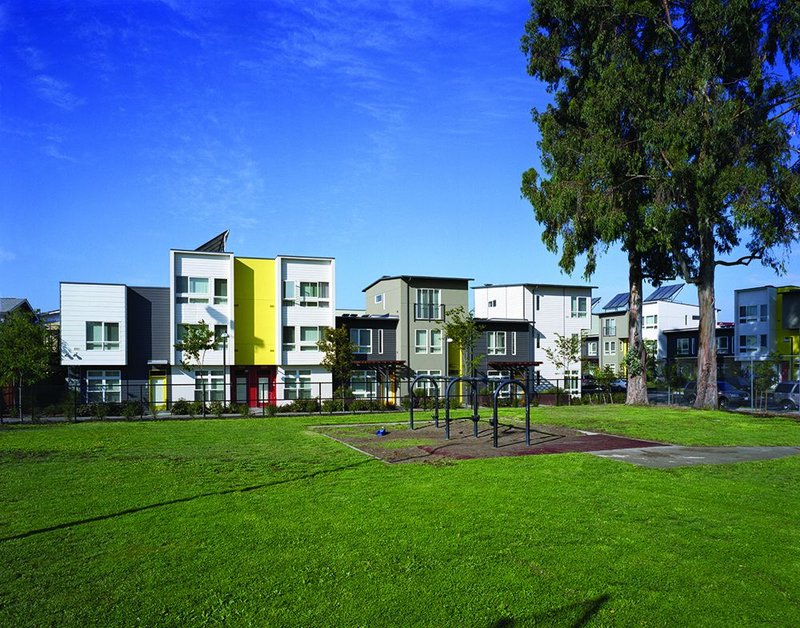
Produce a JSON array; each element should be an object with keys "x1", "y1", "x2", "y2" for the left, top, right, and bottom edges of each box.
[{"x1": 1, "y1": 407, "x2": 799, "y2": 626}]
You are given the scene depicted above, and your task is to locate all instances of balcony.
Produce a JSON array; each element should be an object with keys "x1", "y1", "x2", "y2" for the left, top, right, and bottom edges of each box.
[{"x1": 414, "y1": 303, "x2": 444, "y2": 321}]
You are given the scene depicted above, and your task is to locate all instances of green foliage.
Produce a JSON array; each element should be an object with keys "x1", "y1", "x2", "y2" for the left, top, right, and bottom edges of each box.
[
  {"x1": 91, "y1": 403, "x2": 108, "y2": 420},
  {"x1": 439, "y1": 306, "x2": 484, "y2": 375},
  {"x1": 174, "y1": 320, "x2": 216, "y2": 370},
  {"x1": 317, "y1": 326, "x2": 356, "y2": 389},
  {"x1": 208, "y1": 400, "x2": 225, "y2": 418},
  {"x1": 171, "y1": 399, "x2": 191, "y2": 416},
  {"x1": 122, "y1": 401, "x2": 143, "y2": 420},
  {"x1": 0, "y1": 309, "x2": 50, "y2": 388},
  {"x1": 229, "y1": 403, "x2": 250, "y2": 417},
  {"x1": 544, "y1": 333, "x2": 581, "y2": 376}
]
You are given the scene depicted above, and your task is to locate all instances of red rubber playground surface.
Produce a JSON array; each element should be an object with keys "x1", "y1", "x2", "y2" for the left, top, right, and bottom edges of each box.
[{"x1": 315, "y1": 419, "x2": 664, "y2": 464}]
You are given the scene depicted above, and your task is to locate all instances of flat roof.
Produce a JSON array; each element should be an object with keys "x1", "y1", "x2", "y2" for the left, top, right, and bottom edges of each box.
[
  {"x1": 474, "y1": 282, "x2": 597, "y2": 290},
  {"x1": 363, "y1": 275, "x2": 473, "y2": 292}
]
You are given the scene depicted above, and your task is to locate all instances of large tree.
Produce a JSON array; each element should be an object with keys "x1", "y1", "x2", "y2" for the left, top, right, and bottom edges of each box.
[
  {"x1": 646, "y1": 1, "x2": 800, "y2": 408},
  {"x1": 521, "y1": 0, "x2": 675, "y2": 404},
  {"x1": 317, "y1": 326, "x2": 357, "y2": 392},
  {"x1": 522, "y1": 1, "x2": 800, "y2": 409},
  {"x1": 0, "y1": 310, "x2": 50, "y2": 419}
]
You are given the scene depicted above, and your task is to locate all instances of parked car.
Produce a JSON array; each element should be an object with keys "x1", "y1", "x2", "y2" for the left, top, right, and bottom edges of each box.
[
  {"x1": 609, "y1": 379, "x2": 627, "y2": 393},
  {"x1": 580, "y1": 375, "x2": 604, "y2": 395},
  {"x1": 773, "y1": 381, "x2": 799, "y2": 411},
  {"x1": 684, "y1": 381, "x2": 750, "y2": 408}
]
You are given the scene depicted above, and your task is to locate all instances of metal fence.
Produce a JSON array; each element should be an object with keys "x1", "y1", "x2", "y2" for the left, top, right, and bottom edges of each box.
[{"x1": 2, "y1": 375, "x2": 797, "y2": 423}]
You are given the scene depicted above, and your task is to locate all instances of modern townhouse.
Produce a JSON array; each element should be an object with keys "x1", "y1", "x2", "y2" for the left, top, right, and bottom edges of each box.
[
  {"x1": 473, "y1": 283, "x2": 594, "y2": 394},
  {"x1": 363, "y1": 275, "x2": 470, "y2": 395},
  {"x1": 581, "y1": 298, "x2": 602, "y2": 373},
  {"x1": 734, "y1": 285, "x2": 800, "y2": 380},
  {"x1": 597, "y1": 285, "x2": 699, "y2": 376},
  {"x1": 60, "y1": 232, "x2": 335, "y2": 408},
  {"x1": 473, "y1": 319, "x2": 538, "y2": 395},
  {"x1": 336, "y1": 312, "x2": 402, "y2": 402},
  {"x1": 663, "y1": 323, "x2": 736, "y2": 380}
]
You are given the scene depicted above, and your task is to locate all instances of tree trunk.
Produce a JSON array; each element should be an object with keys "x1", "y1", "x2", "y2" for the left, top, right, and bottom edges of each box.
[
  {"x1": 18, "y1": 376, "x2": 23, "y2": 421},
  {"x1": 694, "y1": 231, "x2": 718, "y2": 409},
  {"x1": 626, "y1": 249, "x2": 649, "y2": 404}
]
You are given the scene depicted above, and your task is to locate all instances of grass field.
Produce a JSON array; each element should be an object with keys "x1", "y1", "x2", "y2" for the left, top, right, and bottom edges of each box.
[{"x1": 1, "y1": 407, "x2": 799, "y2": 626}]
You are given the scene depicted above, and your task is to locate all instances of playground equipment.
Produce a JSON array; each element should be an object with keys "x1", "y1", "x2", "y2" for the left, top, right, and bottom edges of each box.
[{"x1": 410, "y1": 374, "x2": 532, "y2": 448}]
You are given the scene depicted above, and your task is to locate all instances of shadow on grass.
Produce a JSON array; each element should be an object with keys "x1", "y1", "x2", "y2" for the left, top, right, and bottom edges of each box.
[
  {"x1": 0, "y1": 459, "x2": 375, "y2": 543},
  {"x1": 492, "y1": 594, "x2": 611, "y2": 628}
]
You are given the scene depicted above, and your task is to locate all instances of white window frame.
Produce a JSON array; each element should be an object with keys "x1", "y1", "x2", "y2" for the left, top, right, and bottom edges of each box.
[
  {"x1": 487, "y1": 370, "x2": 511, "y2": 398},
  {"x1": 602, "y1": 319, "x2": 617, "y2": 337},
  {"x1": 604, "y1": 341, "x2": 617, "y2": 356},
  {"x1": 350, "y1": 328, "x2": 372, "y2": 353},
  {"x1": 677, "y1": 338, "x2": 691, "y2": 355},
  {"x1": 488, "y1": 331, "x2": 507, "y2": 355},
  {"x1": 644, "y1": 315, "x2": 658, "y2": 329},
  {"x1": 176, "y1": 276, "x2": 210, "y2": 304},
  {"x1": 86, "y1": 321, "x2": 120, "y2": 351},
  {"x1": 284, "y1": 369, "x2": 312, "y2": 400},
  {"x1": 588, "y1": 341, "x2": 598, "y2": 357},
  {"x1": 298, "y1": 281, "x2": 330, "y2": 308},
  {"x1": 716, "y1": 336, "x2": 729, "y2": 353},
  {"x1": 282, "y1": 280, "x2": 296, "y2": 305},
  {"x1": 564, "y1": 369, "x2": 579, "y2": 396},
  {"x1": 430, "y1": 329, "x2": 443, "y2": 354},
  {"x1": 416, "y1": 289, "x2": 441, "y2": 321},
  {"x1": 488, "y1": 300, "x2": 497, "y2": 308},
  {"x1": 378, "y1": 329, "x2": 384, "y2": 354},
  {"x1": 214, "y1": 278, "x2": 228, "y2": 305},
  {"x1": 413, "y1": 370, "x2": 441, "y2": 396},
  {"x1": 512, "y1": 332, "x2": 517, "y2": 356},
  {"x1": 351, "y1": 370, "x2": 378, "y2": 399},
  {"x1": 299, "y1": 326, "x2": 324, "y2": 351},
  {"x1": 570, "y1": 296, "x2": 588, "y2": 318},
  {"x1": 739, "y1": 335, "x2": 758, "y2": 353},
  {"x1": 415, "y1": 329, "x2": 428, "y2": 354},
  {"x1": 86, "y1": 370, "x2": 121, "y2": 402},
  {"x1": 195, "y1": 369, "x2": 224, "y2": 402}
]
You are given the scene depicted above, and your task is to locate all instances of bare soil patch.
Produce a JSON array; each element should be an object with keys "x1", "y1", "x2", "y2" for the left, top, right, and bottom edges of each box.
[{"x1": 314, "y1": 419, "x2": 663, "y2": 464}]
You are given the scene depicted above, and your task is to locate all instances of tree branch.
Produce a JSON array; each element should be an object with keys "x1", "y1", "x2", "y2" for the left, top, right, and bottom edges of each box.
[{"x1": 715, "y1": 253, "x2": 762, "y2": 267}]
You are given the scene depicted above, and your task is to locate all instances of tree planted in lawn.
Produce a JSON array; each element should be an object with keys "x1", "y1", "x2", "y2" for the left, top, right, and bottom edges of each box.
[
  {"x1": 544, "y1": 333, "x2": 581, "y2": 393},
  {"x1": 440, "y1": 306, "x2": 484, "y2": 377},
  {"x1": 174, "y1": 321, "x2": 216, "y2": 370},
  {"x1": 317, "y1": 326, "x2": 356, "y2": 393},
  {"x1": 0, "y1": 310, "x2": 50, "y2": 419}
]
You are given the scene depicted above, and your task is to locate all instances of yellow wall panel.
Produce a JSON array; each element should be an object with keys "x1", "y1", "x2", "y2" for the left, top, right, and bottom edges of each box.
[{"x1": 234, "y1": 258, "x2": 276, "y2": 364}]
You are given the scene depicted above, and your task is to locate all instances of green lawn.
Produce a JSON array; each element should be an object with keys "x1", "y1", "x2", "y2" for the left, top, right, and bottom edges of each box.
[{"x1": 1, "y1": 407, "x2": 799, "y2": 626}]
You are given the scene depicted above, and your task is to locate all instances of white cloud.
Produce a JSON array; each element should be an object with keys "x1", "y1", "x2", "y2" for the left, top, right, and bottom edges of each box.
[{"x1": 33, "y1": 75, "x2": 84, "y2": 110}]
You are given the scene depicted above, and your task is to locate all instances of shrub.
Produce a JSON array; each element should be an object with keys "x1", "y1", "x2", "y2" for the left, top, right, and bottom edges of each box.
[
  {"x1": 189, "y1": 401, "x2": 205, "y2": 417},
  {"x1": 285, "y1": 398, "x2": 319, "y2": 413},
  {"x1": 92, "y1": 403, "x2": 109, "y2": 420},
  {"x1": 229, "y1": 403, "x2": 250, "y2": 417},
  {"x1": 171, "y1": 399, "x2": 191, "y2": 415},
  {"x1": 208, "y1": 400, "x2": 225, "y2": 418},
  {"x1": 349, "y1": 399, "x2": 372, "y2": 412},
  {"x1": 122, "y1": 401, "x2": 143, "y2": 420},
  {"x1": 264, "y1": 404, "x2": 278, "y2": 417}
]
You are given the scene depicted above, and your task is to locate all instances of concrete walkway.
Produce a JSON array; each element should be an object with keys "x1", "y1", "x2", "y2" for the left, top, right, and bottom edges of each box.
[{"x1": 589, "y1": 445, "x2": 800, "y2": 468}]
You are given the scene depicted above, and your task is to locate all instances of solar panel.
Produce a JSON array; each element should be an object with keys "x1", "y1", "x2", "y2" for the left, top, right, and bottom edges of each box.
[
  {"x1": 645, "y1": 284, "x2": 683, "y2": 302},
  {"x1": 603, "y1": 293, "x2": 629, "y2": 310}
]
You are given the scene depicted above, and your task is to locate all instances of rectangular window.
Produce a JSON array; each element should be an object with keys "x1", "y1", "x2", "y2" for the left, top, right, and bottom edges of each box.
[
  {"x1": 351, "y1": 371, "x2": 377, "y2": 399},
  {"x1": 214, "y1": 279, "x2": 228, "y2": 304},
  {"x1": 284, "y1": 369, "x2": 312, "y2": 400},
  {"x1": 536, "y1": 334, "x2": 541, "y2": 349},
  {"x1": 413, "y1": 370, "x2": 441, "y2": 396},
  {"x1": 604, "y1": 341, "x2": 617, "y2": 356},
  {"x1": 739, "y1": 305, "x2": 758, "y2": 323},
  {"x1": 677, "y1": 338, "x2": 691, "y2": 355},
  {"x1": 739, "y1": 335, "x2": 758, "y2": 353},
  {"x1": 300, "y1": 326, "x2": 323, "y2": 351},
  {"x1": 512, "y1": 332, "x2": 517, "y2": 355},
  {"x1": 415, "y1": 289, "x2": 441, "y2": 320},
  {"x1": 283, "y1": 326, "x2": 295, "y2": 351},
  {"x1": 86, "y1": 322, "x2": 119, "y2": 351},
  {"x1": 430, "y1": 329, "x2": 443, "y2": 354},
  {"x1": 415, "y1": 329, "x2": 428, "y2": 353},
  {"x1": 487, "y1": 370, "x2": 511, "y2": 398},
  {"x1": 374, "y1": 293, "x2": 383, "y2": 304},
  {"x1": 378, "y1": 329, "x2": 384, "y2": 354},
  {"x1": 644, "y1": 315, "x2": 658, "y2": 329},
  {"x1": 564, "y1": 370, "x2": 579, "y2": 396},
  {"x1": 588, "y1": 341, "x2": 598, "y2": 356},
  {"x1": 488, "y1": 300, "x2": 497, "y2": 308},
  {"x1": 716, "y1": 336, "x2": 729, "y2": 353},
  {"x1": 535, "y1": 295, "x2": 540, "y2": 311},
  {"x1": 195, "y1": 369, "x2": 224, "y2": 402},
  {"x1": 86, "y1": 370, "x2": 121, "y2": 402},
  {"x1": 760, "y1": 334, "x2": 768, "y2": 349},
  {"x1": 570, "y1": 296, "x2": 588, "y2": 318},
  {"x1": 760, "y1": 304, "x2": 768, "y2": 322},
  {"x1": 602, "y1": 319, "x2": 617, "y2": 337},
  {"x1": 282, "y1": 280, "x2": 296, "y2": 305},
  {"x1": 350, "y1": 328, "x2": 372, "y2": 353},
  {"x1": 488, "y1": 331, "x2": 507, "y2": 355},
  {"x1": 298, "y1": 282, "x2": 330, "y2": 307},
  {"x1": 176, "y1": 276, "x2": 210, "y2": 303}
]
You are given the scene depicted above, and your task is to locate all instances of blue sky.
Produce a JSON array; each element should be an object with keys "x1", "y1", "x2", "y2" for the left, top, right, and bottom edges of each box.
[{"x1": 1, "y1": 0, "x2": 797, "y2": 319}]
